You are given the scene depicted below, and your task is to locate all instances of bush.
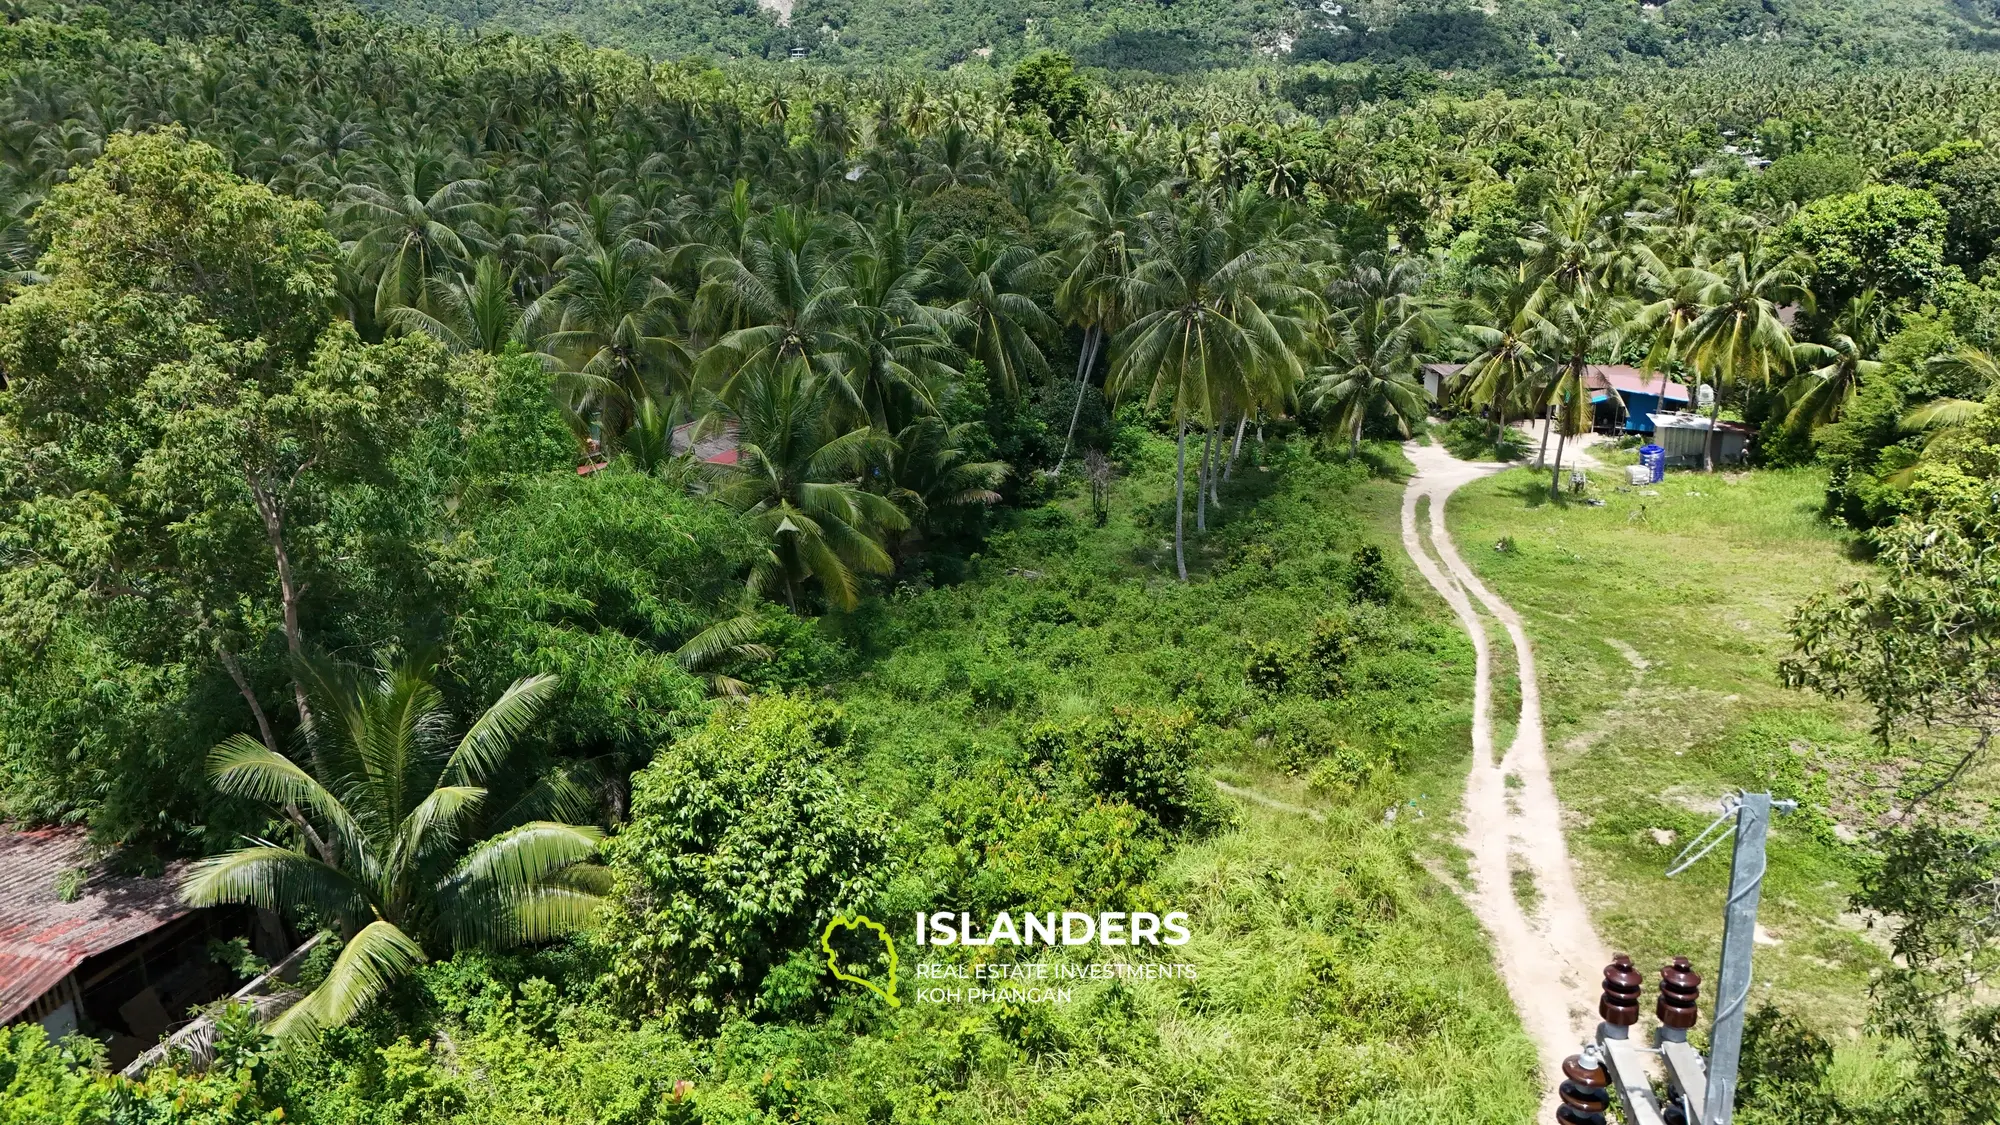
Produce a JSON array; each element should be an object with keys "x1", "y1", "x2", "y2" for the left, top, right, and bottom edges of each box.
[
  {"x1": 598, "y1": 695, "x2": 890, "y2": 1019},
  {"x1": 922, "y1": 767, "x2": 1167, "y2": 914},
  {"x1": 1349, "y1": 545, "x2": 1397, "y2": 604},
  {"x1": 1029, "y1": 708, "x2": 1228, "y2": 835},
  {"x1": 1439, "y1": 415, "x2": 1528, "y2": 461},
  {"x1": 0, "y1": 1025, "x2": 105, "y2": 1125}
]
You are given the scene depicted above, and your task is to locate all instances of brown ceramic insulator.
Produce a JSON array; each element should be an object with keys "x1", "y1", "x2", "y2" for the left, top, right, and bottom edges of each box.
[
  {"x1": 1562, "y1": 1054, "x2": 1609, "y2": 1087},
  {"x1": 1656, "y1": 956, "x2": 1701, "y2": 1029},
  {"x1": 1555, "y1": 1106, "x2": 1608, "y2": 1125},
  {"x1": 1560, "y1": 1081, "x2": 1611, "y2": 1113},
  {"x1": 1600, "y1": 954, "x2": 1643, "y2": 1026}
]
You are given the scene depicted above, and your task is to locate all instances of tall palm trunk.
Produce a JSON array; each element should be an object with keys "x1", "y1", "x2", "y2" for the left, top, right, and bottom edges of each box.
[
  {"x1": 1196, "y1": 423, "x2": 1212, "y2": 532},
  {"x1": 1350, "y1": 405, "x2": 1364, "y2": 456},
  {"x1": 1549, "y1": 408, "x2": 1570, "y2": 500},
  {"x1": 1703, "y1": 379, "x2": 1721, "y2": 473},
  {"x1": 1225, "y1": 415, "x2": 1248, "y2": 480},
  {"x1": 1173, "y1": 416, "x2": 1189, "y2": 582},
  {"x1": 1536, "y1": 406, "x2": 1552, "y2": 468},
  {"x1": 1054, "y1": 324, "x2": 1102, "y2": 475},
  {"x1": 1207, "y1": 423, "x2": 1223, "y2": 509}
]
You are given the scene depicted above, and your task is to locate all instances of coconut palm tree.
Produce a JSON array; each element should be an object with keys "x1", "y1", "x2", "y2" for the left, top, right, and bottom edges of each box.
[
  {"x1": 386, "y1": 255, "x2": 528, "y2": 355},
  {"x1": 946, "y1": 238, "x2": 1054, "y2": 400},
  {"x1": 536, "y1": 236, "x2": 689, "y2": 436},
  {"x1": 1108, "y1": 190, "x2": 1307, "y2": 581},
  {"x1": 1532, "y1": 291, "x2": 1633, "y2": 498},
  {"x1": 1682, "y1": 251, "x2": 1809, "y2": 470},
  {"x1": 181, "y1": 660, "x2": 604, "y2": 1039},
  {"x1": 338, "y1": 151, "x2": 488, "y2": 321},
  {"x1": 1311, "y1": 254, "x2": 1438, "y2": 455},
  {"x1": 1051, "y1": 165, "x2": 1146, "y2": 473},
  {"x1": 716, "y1": 364, "x2": 909, "y2": 611},
  {"x1": 1786, "y1": 290, "x2": 1883, "y2": 429},
  {"x1": 1457, "y1": 265, "x2": 1543, "y2": 450}
]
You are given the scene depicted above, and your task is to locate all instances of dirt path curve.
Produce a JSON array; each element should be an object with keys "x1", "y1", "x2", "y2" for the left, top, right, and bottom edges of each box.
[{"x1": 1398, "y1": 441, "x2": 1608, "y2": 1113}]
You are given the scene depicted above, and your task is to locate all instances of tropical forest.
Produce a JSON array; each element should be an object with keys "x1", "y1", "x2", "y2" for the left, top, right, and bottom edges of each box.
[{"x1": 0, "y1": 0, "x2": 1998, "y2": 1123}]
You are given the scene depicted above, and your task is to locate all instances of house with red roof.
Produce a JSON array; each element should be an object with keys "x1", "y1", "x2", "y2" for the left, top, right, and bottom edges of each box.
[
  {"x1": 1584, "y1": 365, "x2": 1691, "y2": 434},
  {"x1": 0, "y1": 827, "x2": 292, "y2": 1068}
]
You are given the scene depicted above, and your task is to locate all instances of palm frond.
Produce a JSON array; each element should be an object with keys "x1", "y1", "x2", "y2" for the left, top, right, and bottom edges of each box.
[{"x1": 269, "y1": 920, "x2": 427, "y2": 1039}]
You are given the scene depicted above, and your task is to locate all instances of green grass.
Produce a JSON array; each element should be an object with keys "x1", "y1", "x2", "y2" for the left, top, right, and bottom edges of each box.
[
  {"x1": 1446, "y1": 465, "x2": 1894, "y2": 1038},
  {"x1": 816, "y1": 434, "x2": 1542, "y2": 1122}
]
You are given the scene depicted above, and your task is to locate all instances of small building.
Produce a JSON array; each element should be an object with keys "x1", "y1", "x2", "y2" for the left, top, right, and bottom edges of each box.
[
  {"x1": 1650, "y1": 412, "x2": 1751, "y2": 467},
  {"x1": 1421, "y1": 362, "x2": 1464, "y2": 404},
  {"x1": 670, "y1": 419, "x2": 741, "y2": 466},
  {"x1": 1585, "y1": 365, "x2": 1690, "y2": 435},
  {"x1": 0, "y1": 827, "x2": 290, "y2": 1068}
]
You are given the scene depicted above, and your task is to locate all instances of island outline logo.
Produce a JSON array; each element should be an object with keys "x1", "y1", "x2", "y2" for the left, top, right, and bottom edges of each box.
[{"x1": 821, "y1": 913, "x2": 900, "y2": 1007}]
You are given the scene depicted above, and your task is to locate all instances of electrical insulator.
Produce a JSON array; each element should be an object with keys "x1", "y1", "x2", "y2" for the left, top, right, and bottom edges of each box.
[
  {"x1": 1657, "y1": 956, "x2": 1701, "y2": 1039},
  {"x1": 1599, "y1": 954, "x2": 1642, "y2": 1030},
  {"x1": 1557, "y1": 1044, "x2": 1611, "y2": 1125}
]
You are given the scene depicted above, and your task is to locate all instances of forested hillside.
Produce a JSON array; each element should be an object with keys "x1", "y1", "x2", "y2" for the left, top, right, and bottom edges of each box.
[
  {"x1": 366, "y1": 0, "x2": 2000, "y2": 71},
  {"x1": 2, "y1": 0, "x2": 2000, "y2": 1121}
]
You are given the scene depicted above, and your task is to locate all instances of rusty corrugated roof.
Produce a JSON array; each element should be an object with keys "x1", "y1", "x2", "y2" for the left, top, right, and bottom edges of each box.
[{"x1": 0, "y1": 827, "x2": 190, "y2": 1023}]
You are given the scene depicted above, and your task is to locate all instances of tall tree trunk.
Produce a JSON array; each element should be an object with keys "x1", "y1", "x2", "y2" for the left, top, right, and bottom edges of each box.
[
  {"x1": 1054, "y1": 324, "x2": 1101, "y2": 475},
  {"x1": 1207, "y1": 423, "x2": 1223, "y2": 509},
  {"x1": 1536, "y1": 406, "x2": 1552, "y2": 468},
  {"x1": 1351, "y1": 405, "x2": 1364, "y2": 456},
  {"x1": 1225, "y1": 415, "x2": 1248, "y2": 480},
  {"x1": 1703, "y1": 382, "x2": 1721, "y2": 473},
  {"x1": 1550, "y1": 421, "x2": 1570, "y2": 500},
  {"x1": 1173, "y1": 416, "x2": 1189, "y2": 582},
  {"x1": 217, "y1": 641, "x2": 336, "y2": 866},
  {"x1": 1196, "y1": 424, "x2": 1212, "y2": 532},
  {"x1": 249, "y1": 478, "x2": 315, "y2": 734}
]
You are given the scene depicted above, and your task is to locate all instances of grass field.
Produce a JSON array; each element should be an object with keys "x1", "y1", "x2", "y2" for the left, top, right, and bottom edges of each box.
[
  {"x1": 1446, "y1": 465, "x2": 1897, "y2": 1049},
  {"x1": 815, "y1": 434, "x2": 1544, "y2": 1122}
]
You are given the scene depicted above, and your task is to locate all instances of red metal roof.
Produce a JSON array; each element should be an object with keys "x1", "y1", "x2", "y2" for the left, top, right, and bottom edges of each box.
[
  {"x1": 670, "y1": 420, "x2": 741, "y2": 466},
  {"x1": 1585, "y1": 365, "x2": 1689, "y2": 401},
  {"x1": 0, "y1": 827, "x2": 190, "y2": 1023}
]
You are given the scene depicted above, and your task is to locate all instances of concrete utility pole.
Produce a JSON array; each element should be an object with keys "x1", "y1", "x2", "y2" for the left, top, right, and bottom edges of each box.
[
  {"x1": 1705, "y1": 792, "x2": 1772, "y2": 1125},
  {"x1": 1556, "y1": 792, "x2": 1793, "y2": 1125}
]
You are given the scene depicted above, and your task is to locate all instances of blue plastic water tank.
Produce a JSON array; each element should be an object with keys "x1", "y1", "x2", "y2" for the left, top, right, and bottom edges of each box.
[{"x1": 1639, "y1": 444, "x2": 1665, "y2": 484}]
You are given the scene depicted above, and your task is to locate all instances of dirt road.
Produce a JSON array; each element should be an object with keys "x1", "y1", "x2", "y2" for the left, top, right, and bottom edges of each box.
[{"x1": 1399, "y1": 442, "x2": 1607, "y2": 1112}]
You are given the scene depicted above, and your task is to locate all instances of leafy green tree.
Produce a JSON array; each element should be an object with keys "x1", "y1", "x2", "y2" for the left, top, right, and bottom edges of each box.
[
  {"x1": 0, "y1": 131, "x2": 469, "y2": 842},
  {"x1": 597, "y1": 694, "x2": 888, "y2": 1019},
  {"x1": 182, "y1": 659, "x2": 606, "y2": 1038},
  {"x1": 1778, "y1": 185, "x2": 1946, "y2": 315},
  {"x1": 1007, "y1": 52, "x2": 1091, "y2": 141}
]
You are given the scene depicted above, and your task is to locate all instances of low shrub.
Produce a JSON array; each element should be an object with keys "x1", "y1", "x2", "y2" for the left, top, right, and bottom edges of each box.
[{"x1": 597, "y1": 695, "x2": 890, "y2": 1020}]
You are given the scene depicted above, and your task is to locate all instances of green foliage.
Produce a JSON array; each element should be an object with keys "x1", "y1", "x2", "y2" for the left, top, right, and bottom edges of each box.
[
  {"x1": 1007, "y1": 52, "x2": 1091, "y2": 140},
  {"x1": 452, "y1": 469, "x2": 759, "y2": 764},
  {"x1": 921, "y1": 764, "x2": 1167, "y2": 914},
  {"x1": 598, "y1": 694, "x2": 890, "y2": 1018},
  {"x1": 182, "y1": 656, "x2": 607, "y2": 1037},
  {"x1": 1758, "y1": 149, "x2": 1866, "y2": 208},
  {"x1": 1029, "y1": 707, "x2": 1229, "y2": 834},
  {"x1": 1778, "y1": 185, "x2": 1949, "y2": 314},
  {"x1": 0, "y1": 1025, "x2": 105, "y2": 1125},
  {"x1": 1348, "y1": 544, "x2": 1396, "y2": 604}
]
